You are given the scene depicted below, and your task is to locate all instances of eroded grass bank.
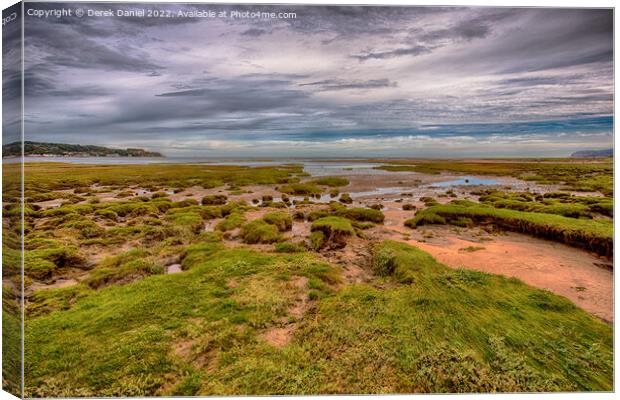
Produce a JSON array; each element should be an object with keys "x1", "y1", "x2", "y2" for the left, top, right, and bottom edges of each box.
[{"x1": 406, "y1": 202, "x2": 613, "y2": 257}]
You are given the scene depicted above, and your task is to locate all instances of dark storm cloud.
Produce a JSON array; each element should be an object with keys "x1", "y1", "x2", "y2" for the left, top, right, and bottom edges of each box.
[
  {"x1": 416, "y1": 17, "x2": 493, "y2": 42},
  {"x1": 21, "y1": 3, "x2": 613, "y2": 157},
  {"x1": 3, "y1": 3, "x2": 23, "y2": 144},
  {"x1": 26, "y1": 22, "x2": 162, "y2": 73}
]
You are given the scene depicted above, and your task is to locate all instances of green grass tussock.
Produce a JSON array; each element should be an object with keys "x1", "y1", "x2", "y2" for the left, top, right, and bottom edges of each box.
[
  {"x1": 215, "y1": 212, "x2": 246, "y2": 232},
  {"x1": 201, "y1": 195, "x2": 228, "y2": 206},
  {"x1": 263, "y1": 212, "x2": 293, "y2": 232},
  {"x1": 310, "y1": 177, "x2": 350, "y2": 187},
  {"x1": 279, "y1": 183, "x2": 322, "y2": 196},
  {"x1": 336, "y1": 207, "x2": 385, "y2": 223},
  {"x1": 477, "y1": 190, "x2": 612, "y2": 219},
  {"x1": 241, "y1": 220, "x2": 282, "y2": 244},
  {"x1": 310, "y1": 217, "x2": 355, "y2": 249}
]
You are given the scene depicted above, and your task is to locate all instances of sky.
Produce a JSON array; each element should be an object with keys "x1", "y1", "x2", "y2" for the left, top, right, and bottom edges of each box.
[{"x1": 7, "y1": 3, "x2": 614, "y2": 157}]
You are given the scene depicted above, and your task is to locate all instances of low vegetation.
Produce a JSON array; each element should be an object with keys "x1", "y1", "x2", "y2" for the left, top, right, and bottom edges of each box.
[
  {"x1": 241, "y1": 220, "x2": 282, "y2": 244},
  {"x1": 406, "y1": 202, "x2": 612, "y2": 257},
  {"x1": 375, "y1": 159, "x2": 612, "y2": 196},
  {"x1": 278, "y1": 183, "x2": 322, "y2": 196},
  {"x1": 24, "y1": 242, "x2": 612, "y2": 396},
  {"x1": 476, "y1": 189, "x2": 612, "y2": 218},
  {"x1": 310, "y1": 176, "x2": 349, "y2": 187},
  {"x1": 310, "y1": 217, "x2": 355, "y2": 249},
  {"x1": 262, "y1": 212, "x2": 293, "y2": 232},
  {"x1": 15, "y1": 160, "x2": 614, "y2": 396}
]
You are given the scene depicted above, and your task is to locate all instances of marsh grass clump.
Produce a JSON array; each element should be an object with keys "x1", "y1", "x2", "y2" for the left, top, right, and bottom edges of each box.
[
  {"x1": 151, "y1": 192, "x2": 169, "y2": 199},
  {"x1": 241, "y1": 220, "x2": 282, "y2": 244},
  {"x1": 25, "y1": 244, "x2": 86, "y2": 280},
  {"x1": 216, "y1": 211, "x2": 246, "y2": 232},
  {"x1": 336, "y1": 207, "x2": 385, "y2": 223},
  {"x1": 405, "y1": 210, "x2": 446, "y2": 228},
  {"x1": 263, "y1": 212, "x2": 293, "y2": 232},
  {"x1": 94, "y1": 209, "x2": 118, "y2": 222},
  {"x1": 307, "y1": 209, "x2": 329, "y2": 222},
  {"x1": 84, "y1": 249, "x2": 164, "y2": 288},
  {"x1": 476, "y1": 190, "x2": 601, "y2": 219},
  {"x1": 171, "y1": 199, "x2": 200, "y2": 208},
  {"x1": 459, "y1": 246, "x2": 485, "y2": 252},
  {"x1": 310, "y1": 217, "x2": 354, "y2": 249},
  {"x1": 197, "y1": 231, "x2": 224, "y2": 243},
  {"x1": 339, "y1": 193, "x2": 353, "y2": 204},
  {"x1": 201, "y1": 194, "x2": 228, "y2": 206},
  {"x1": 64, "y1": 219, "x2": 105, "y2": 239},
  {"x1": 279, "y1": 183, "x2": 322, "y2": 196},
  {"x1": 115, "y1": 190, "x2": 135, "y2": 198},
  {"x1": 420, "y1": 196, "x2": 439, "y2": 207},
  {"x1": 403, "y1": 203, "x2": 416, "y2": 211},
  {"x1": 311, "y1": 177, "x2": 349, "y2": 187},
  {"x1": 165, "y1": 212, "x2": 204, "y2": 235}
]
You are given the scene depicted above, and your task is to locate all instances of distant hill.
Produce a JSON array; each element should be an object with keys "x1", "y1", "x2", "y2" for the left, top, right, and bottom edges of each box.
[
  {"x1": 2, "y1": 141, "x2": 163, "y2": 158},
  {"x1": 570, "y1": 149, "x2": 613, "y2": 158}
]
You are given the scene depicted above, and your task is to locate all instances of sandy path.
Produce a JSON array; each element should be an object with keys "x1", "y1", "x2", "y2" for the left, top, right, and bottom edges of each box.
[{"x1": 379, "y1": 222, "x2": 613, "y2": 323}]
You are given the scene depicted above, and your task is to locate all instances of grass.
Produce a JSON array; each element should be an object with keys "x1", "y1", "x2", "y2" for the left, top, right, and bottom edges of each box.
[
  {"x1": 310, "y1": 217, "x2": 355, "y2": 249},
  {"x1": 309, "y1": 231, "x2": 325, "y2": 251},
  {"x1": 274, "y1": 242, "x2": 306, "y2": 253},
  {"x1": 24, "y1": 242, "x2": 612, "y2": 395},
  {"x1": 338, "y1": 193, "x2": 353, "y2": 204},
  {"x1": 17, "y1": 163, "x2": 302, "y2": 196},
  {"x1": 477, "y1": 190, "x2": 613, "y2": 218},
  {"x1": 262, "y1": 212, "x2": 293, "y2": 232},
  {"x1": 2, "y1": 284, "x2": 22, "y2": 397},
  {"x1": 459, "y1": 246, "x2": 485, "y2": 252},
  {"x1": 335, "y1": 207, "x2": 385, "y2": 223},
  {"x1": 310, "y1": 177, "x2": 349, "y2": 187},
  {"x1": 311, "y1": 217, "x2": 355, "y2": 237},
  {"x1": 201, "y1": 195, "x2": 228, "y2": 206},
  {"x1": 215, "y1": 212, "x2": 246, "y2": 232},
  {"x1": 240, "y1": 220, "x2": 282, "y2": 244},
  {"x1": 406, "y1": 203, "x2": 613, "y2": 257},
  {"x1": 278, "y1": 183, "x2": 322, "y2": 196}
]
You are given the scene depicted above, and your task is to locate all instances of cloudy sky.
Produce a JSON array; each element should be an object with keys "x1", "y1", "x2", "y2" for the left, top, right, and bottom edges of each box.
[{"x1": 14, "y1": 3, "x2": 614, "y2": 157}]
